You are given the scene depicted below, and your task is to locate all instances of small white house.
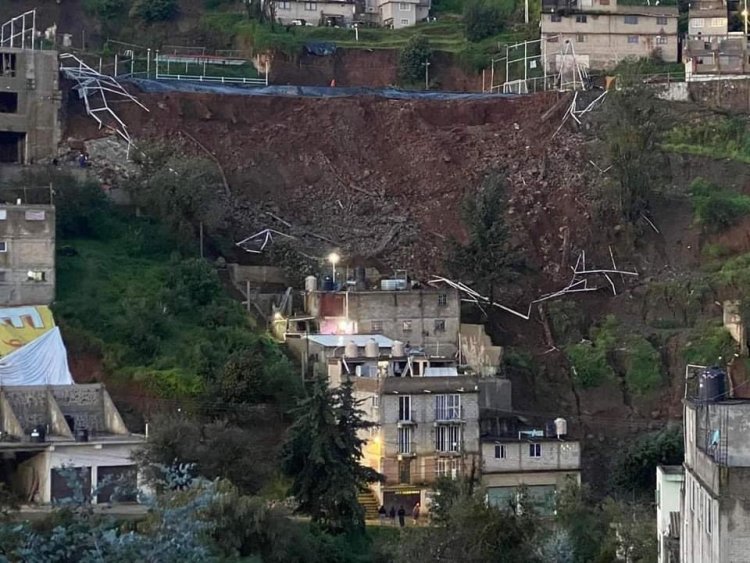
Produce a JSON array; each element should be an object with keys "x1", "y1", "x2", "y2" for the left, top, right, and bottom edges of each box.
[{"x1": 656, "y1": 465, "x2": 683, "y2": 563}]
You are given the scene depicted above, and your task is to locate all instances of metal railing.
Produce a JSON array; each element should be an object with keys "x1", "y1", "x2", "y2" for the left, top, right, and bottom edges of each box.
[{"x1": 435, "y1": 406, "x2": 464, "y2": 422}]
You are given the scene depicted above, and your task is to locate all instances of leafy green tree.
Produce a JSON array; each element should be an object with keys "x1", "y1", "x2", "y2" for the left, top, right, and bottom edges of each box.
[
  {"x1": 55, "y1": 180, "x2": 115, "y2": 239},
  {"x1": 83, "y1": 0, "x2": 129, "y2": 21},
  {"x1": 282, "y1": 377, "x2": 382, "y2": 532},
  {"x1": 463, "y1": 0, "x2": 506, "y2": 42},
  {"x1": 611, "y1": 426, "x2": 683, "y2": 495},
  {"x1": 163, "y1": 258, "x2": 223, "y2": 314},
  {"x1": 131, "y1": 0, "x2": 179, "y2": 21},
  {"x1": 602, "y1": 88, "x2": 667, "y2": 222},
  {"x1": 398, "y1": 35, "x2": 432, "y2": 86},
  {"x1": 447, "y1": 172, "x2": 522, "y2": 299},
  {"x1": 556, "y1": 479, "x2": 611, "y2": 563}
]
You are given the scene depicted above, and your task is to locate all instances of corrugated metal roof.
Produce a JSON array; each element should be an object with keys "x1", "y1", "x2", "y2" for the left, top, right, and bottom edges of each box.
[{"x1": 305, "y1": 334, "x2": 394, "y2": 348}]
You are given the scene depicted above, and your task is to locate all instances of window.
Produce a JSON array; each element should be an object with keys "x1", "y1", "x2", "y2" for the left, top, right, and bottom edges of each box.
[
  {"x1": 0, "y1": 241, "x2": 7, "y2": 253},
  {"x1": 400, "y1": 18, "x2": 409, "y2": 25},
  {"x1": 435, "y1": 424, "x2": 461, "y2": 452},
  {"x1": 711, "y1": 17, "x2": 725, "y2": 27},
  {"x1": 304, "y1": 1, "x2": 317, "y2": 10},
  {"x1": 576, "y1": 34, "x2": 586, "y2": 42},
  {"x1": 706, "y1": 498, "x2": 712, "y2": 534},
  {"x1": 24, "y1": 210, "x2": 45, "y2": 221},
  {"x1": 398, "y1": 426, "x2": 412, "y2": 454},
  {"x1": 278, "y1": 1, "x2": 291, "y2": 8},
  {"x1": 399, "y1": 2, "x2": 410, "y2": 10},
  {"x1": 398, "y1": 395, "x2": 412, "y2": 421},
  {"x1": 656, "y1": 36, "x2": 668, "y2": 45},
  {"x1": 0, "y1": 92, "x2": 18, "y2": 114},
  {"x1": 27, "y1": 270, "x2": 45, "y2": 282},
  {"x1": 435, "y1": 394, "x2": 461, "y2": 420},
  {"x1": 624, "y1": 15, "x2": 638, "y2": 24},
  {"x1": 575, "y1": 14, "x2": 587, "y2": 23},
  {"x1": 0, "y1": 53, "x2": 16, "y2": 78},
  {"x1": 434, "y1": 319, "x2": 446, "y2": 332},
  {"x1": 692, "y1": 18, "x2": 704, "y2": 28},
  {"x1": 438, "y1": 293, "x2": 447, "y2": 306},
  {"x1": 0, "y1": 210, "x2": 6, "y2": 220},
  {"x1": 547, "y1": 35, "x2": 559, "y2": 42},
  {"x1": 529, "y1": 443, "x2": 542, "y2": 458},
  {"x1": 371, "y1": 320, "x2": 383, "y2": 333},
  {"x1": 599, "y1": 0, "x2": 609, "y2": 5},
  {"x1": 627, "y1": 35, "x2": 639, "y2": 44},
  {"x1": 494, "y1": 444, "x2": 506, "y2": 459},
  {"x1": 551, "y1": 14, "x2": 562, "y2": 22},
  {"x1": 0, "y1": 271, "x2": 7, "y2": 282},
  {"x1": 656, "y1": 16, "x2": 667, "y2": 25},
  {"x1": 372, "y1": 396, "x2": 380, "y2": 409},
  {"x1": 402, "y1": 320, "x2": 413, "y2": 332},
  {"x1": 436, "y1": 458, "x2": 460, "y2": 478}
]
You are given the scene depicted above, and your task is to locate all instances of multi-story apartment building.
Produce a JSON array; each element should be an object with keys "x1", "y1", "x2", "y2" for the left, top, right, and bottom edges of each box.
[
  {"x1": 274, "y1": 0, "x2": 430, "y2": 28},
  {"x1": 656, "y1": 465, "x2": 683, "y2": 563},
  {"x1": 379, "y1": 374, "x2": 481, "y2": 510},
  {"x1": 0, "y1": 203, "x2": 55, "y2": 306},
  {"x1": 681, "y1": 366, "x2": 750, "y2": 563},
  {"x1": 481, "y1": 417, "x2": 581, "y2": 514},
  {"x1": 540, "y1": 0, "x2": 679, "y2": 70}
]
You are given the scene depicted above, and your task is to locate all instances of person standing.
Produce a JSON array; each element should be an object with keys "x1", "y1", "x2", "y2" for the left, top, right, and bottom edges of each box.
[
  {"x1": 397, "y1": 505, "x2": 406, "y2": 528},
  {"x1": 389, "y1": 505, "x2": 396, "y2": 526},
  {"x1": 412, "y1": 502, "x2": 421, "y2": 526},
  {"x1": 378, "y1": 504, "x2": 386, "y2": 525}
]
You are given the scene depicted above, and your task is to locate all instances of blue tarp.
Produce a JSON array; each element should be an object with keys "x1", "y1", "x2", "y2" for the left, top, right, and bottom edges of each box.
[
  {"x1": 304, "y1": 42, "x2": 337, "y2": 56},
  {"x1": 126, "y1": 78, "x2": 516, "y2": 101}
]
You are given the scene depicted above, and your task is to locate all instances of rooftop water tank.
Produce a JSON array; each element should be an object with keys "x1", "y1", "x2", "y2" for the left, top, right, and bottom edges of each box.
[
  {"x1": 381, "y1": 279, "x2": 399, "y2": 291},
  {"x1": 305, "y1": 275, "x2": 317, "y2": 293},
  {"x1": 392, "y1": 340, "x2": 405, "y2": 357},
  {"x1": 344, "y1": 341, "x2": 358, "y2": 358},
  {"x1": 698, "y1": 366, "x2": 727, "y2": 403},
  {"x1": 554, "y1": 418, "x2": 568, "y2": 437},
  {"x1": 365, "y1": 338, "x2": 379, "y2": 358}
]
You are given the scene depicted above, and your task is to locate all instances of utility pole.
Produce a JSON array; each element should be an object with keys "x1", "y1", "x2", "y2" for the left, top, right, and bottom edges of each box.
[
  {"x1": 525, "y1": 0, "x2": 529, "y2": 24},
  {"x1": 424, "y1": 60, "x2": 431, "y2": 90}
]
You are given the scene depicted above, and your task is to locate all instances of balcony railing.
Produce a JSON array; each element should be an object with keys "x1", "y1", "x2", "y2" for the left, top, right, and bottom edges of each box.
[
  {"x1": 435, "y1": 444, "x2": 463, "y2": 456},
  {"x1": 435, "y1": 406, "x2": 464, "y2": 423},
  {"x1": 397, "y1": 410, "x2": 417, "y2": 424}
]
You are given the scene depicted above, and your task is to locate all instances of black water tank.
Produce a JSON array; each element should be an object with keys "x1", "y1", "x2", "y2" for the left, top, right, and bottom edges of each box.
[
  {"x1": 699, "y1": 366, "x2": 727, "y2": 403},
  {"x1": 75, "y1": 428, "x2": 89, "y2": 442}
]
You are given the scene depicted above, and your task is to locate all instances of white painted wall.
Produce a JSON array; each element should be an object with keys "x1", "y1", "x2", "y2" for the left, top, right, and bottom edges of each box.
[{"x1": 656, "y1": 466, "x2": 683, "y2": 563}]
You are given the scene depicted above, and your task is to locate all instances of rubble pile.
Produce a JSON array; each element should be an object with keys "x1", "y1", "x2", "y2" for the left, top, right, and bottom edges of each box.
[{"x1": 66, "y1": 89, "x2": 594, "y2": 279}]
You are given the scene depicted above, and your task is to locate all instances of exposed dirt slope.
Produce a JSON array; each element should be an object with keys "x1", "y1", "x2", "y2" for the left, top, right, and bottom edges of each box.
[{"x1": 67, "y1": 89, "x2": 595, "y2": 282}]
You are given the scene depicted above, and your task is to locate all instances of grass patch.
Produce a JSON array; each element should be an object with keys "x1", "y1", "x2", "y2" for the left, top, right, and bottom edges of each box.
[
  {"x1": 664, "y1": 115, "x2": 750, "y2": 163},
  {"x1": 682, "y1": 322, "x2": 737, "y2": 365},
  {"x1": 54, "y1": 182, "x2": 292, "y2": 400},
  {"x1": 690, "y1": 178, "x2": 750, "y2": 232}
]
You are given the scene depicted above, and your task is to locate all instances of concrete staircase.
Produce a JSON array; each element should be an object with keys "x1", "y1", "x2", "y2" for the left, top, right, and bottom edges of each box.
[{"x1": 358, "y1": 489, "x2": 380, "y2": 520}]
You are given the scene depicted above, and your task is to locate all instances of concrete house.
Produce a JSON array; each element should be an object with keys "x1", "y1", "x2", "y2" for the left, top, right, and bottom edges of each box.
[
  {"x1": 0, "y1": 204, "x2": 55, "y2": 306},
  {"x1": 275, "y1": 0, "x2": 430, "y2": 27},
  {"x1": 304, "y1": 275, "x2": 460, "y2": 357},
  {"x1": 481, "y1": 415, "x2": 581, "y2": 514},
  {"x1": 0, "y1": 47, "x2": 60, "y2": 164},
  {"x1": 656, "y1": 465, "x2": 683, "y2": 563},
  {"x1": 0, "y1": 384, "x2": 144, "y2": 504},
  {"x1": 681, "y1": 366, "x2": 750, "y2": 563},
  {"x1": 540, "y1": 0, "x2": 679, "y2": 70}
]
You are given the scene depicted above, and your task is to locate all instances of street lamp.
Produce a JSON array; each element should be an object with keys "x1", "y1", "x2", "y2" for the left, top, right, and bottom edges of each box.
[
  {"x1": 743, "y1": 4, "x2": 748, "y2": 38},
  {"x1": 328, "y1": 252, "x2": 340, "y2": 284}
]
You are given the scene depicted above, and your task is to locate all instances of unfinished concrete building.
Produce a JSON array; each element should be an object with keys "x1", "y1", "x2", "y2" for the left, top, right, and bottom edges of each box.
[
  {"x1": 0, "y1": 46, "x2": 60, "y2": 164},
  {"x1": 0, "y1": 203, "x2": 55, "y2": 305}
]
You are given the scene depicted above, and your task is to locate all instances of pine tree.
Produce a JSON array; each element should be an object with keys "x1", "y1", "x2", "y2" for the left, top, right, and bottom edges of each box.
[{"x1": 282, "y1": 377, "x2": 382, "y2": 532}]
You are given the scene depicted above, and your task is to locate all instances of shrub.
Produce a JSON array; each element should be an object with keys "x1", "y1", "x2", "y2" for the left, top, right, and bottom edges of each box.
[
  {"x1": 690, "y1": 177, "x2": 750, "y2": 232},
  {"x1": 623, "y1": 336, "x2": 662, "y2": 395},
  {"x1": 683, "y1": 323, "x2": 737, "y2": 365},
  {"x1": 83, "y1": 0, "x2": 129, "y2": 20},
  {"x1": 566, "y1": 341, "x2": 613, "y2": 388},
  {"x1": 463, "y1": 0, "x2": 506, "y2": 42},
  {"x1": 611, "y1": 426, "x2": 683, "y2": 494},
  {"x1": 131, "y1": 0, "x2": 178, "y2": 22},
  {"x1": 397, "y1": 34, "x2": 432, "y2": 86}
]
